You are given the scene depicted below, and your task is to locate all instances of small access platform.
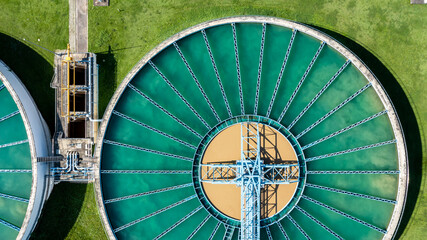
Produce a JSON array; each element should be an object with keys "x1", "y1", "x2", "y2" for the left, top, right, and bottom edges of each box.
[{"x1": 47, "y1": 44, "x2": 99, "y2": 182}]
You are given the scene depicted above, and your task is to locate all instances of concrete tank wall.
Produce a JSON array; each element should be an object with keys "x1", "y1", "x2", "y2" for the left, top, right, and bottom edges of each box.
[{"x1": 0, "y1": 60, "x2": 52, "y2": 240}]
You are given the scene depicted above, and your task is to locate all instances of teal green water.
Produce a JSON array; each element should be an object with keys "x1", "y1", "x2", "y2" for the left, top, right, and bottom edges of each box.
[
  {"x1": 303, "y1": 187, "x2": 394, "y2": 229},
  {"x1": 178, "y1": 32, "x2": 229, "y2": 120},
  {"x1": 0, "y1": 83, "x2": 32, "y2": 238},
  {"x1": 205, "y1": 25, "x2": 241, "y2": 116},
  {"x1": 101, "y1": 22, "x2": 401, "y2": 239},
  {"x1": 298, "y1": 198, "x2": 384, "y2": 240},
  {"x1": 289, "y1": 209, "x2": 336, "y2": 239},
  {"x1": 0, "y1": 88, "x2": 19, "y2": 117},
  {"x1": 0, "y1": 224, "x2": 18, "y2": 239},
  {"x1": 280, "y1": 217, "x2": 306, "y2": 240},
  {"x1": 269, "y1": 32, "x2": 321, "y2": 120},
  {"x1": 191, "y1": 217, "x2": 220, "y2": 239},
  {"x1": 257, "y1": 25, "x2": 293, "y2": 116}
]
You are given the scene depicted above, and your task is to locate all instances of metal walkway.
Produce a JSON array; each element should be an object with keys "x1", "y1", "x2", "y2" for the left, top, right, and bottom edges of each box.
[
  {"x1": 149, "y1": 60, "x2": 211, "y2": 129},
  {"x1": 105, "y1": 183, "x2": 193, "y2": 204},
  {"x1": 266, "y1": 226, "x2": 273, "y2": 240},
  {"x1": 186, "y1": 215, "x2": 211, "y2": 240},
  {"x1": 100, "y1": 170, "x2": 191, "y2": 174},
  {"x1": 0, "y1": 110, "x2": 19, "y2": 123},
  {"x1": 278, "y1": 42, "x2": 326, "y2": 123},
  {"x1": 0, "y1": 218, "x2": 20, "y2": 232},
  {"x1": 305, "y1": 139, "x2": 396, "y2": 162},
  {"x1": 231, "y1": 23, "x2": 245, "y2": 115},
  {"x1": 224, "y1": 225, "x2": 235, "y2": 240},
  {"x1": 128, "y1": 83, "x2": 202, "y2": 138},
  {"x1": 113, "y1": 110, "x2": 196, "y2": 149},
  {"x1": 307, "y1": 170, "x2": 400, "y2": 174},
  {"x1": 104, "y1": 139, "x2": 193, "y2": 161},
  {"x1": 288, "y1": 214, "x2": 311, "y2": 239},
  {"x1": 201, "y1": 29, "x2": 232, "y2": 118},
  {"x1": 302, "y1": 195, "x2": 387, "y2": 234},
  {"x1": 288, "y1": 60, "x2": 351, "y2": 130},
  {"x1": 208, "y1": 222, "x2": 222, "y2": 240},
  {"x1": 153, "y1": 206, "x2": 203, "y2": 240},
  {"x1": 302, "y1": 110, "x2": 387, "y2": 150},
  {"x1": 295, "y1": 206, "x2": 343, "y2": 240},
  {"x1": 0, "y1": 139, "x2": 29, "y2": 149},
  {"x1": 173, "y1": 42, "x2": 221, "y2": 122},
  {"x1": 267, "y1": 29, "x2": 297, "y2": 118},
  {"x1": 254, "y1": 23, "x2": 266, "y2": 114},
  {"x1": 0, "y1": 192, "x2": 29, "y2": 203},
  {"x1": 306, "y1": 183, "x2": 396, "y2": 204},
  {"x1": 113, "y1": 194, "x2": 197, "y2": 233},
  {"x1": 296, "y1": 83, "x2": 372, "y2": 139},
  {"x1": 0, "y1": 169, "x2": 31, "y2": 173},
  {"x1": 277, "y1": 222, "x2": 290, "y2": 240}
]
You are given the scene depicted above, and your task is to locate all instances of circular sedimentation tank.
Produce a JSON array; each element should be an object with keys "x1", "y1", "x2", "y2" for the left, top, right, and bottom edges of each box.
[
  {"x1": 0, "y1": 60, "x2": 51, "y2": 239},
  {"x1": 95, "y1": 16, "x2": 408, "y2": 240}
]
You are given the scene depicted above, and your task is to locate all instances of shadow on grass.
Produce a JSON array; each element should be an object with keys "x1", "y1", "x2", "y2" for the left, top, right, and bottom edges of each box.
[
  {"x1": 310, "y1": 25, "x2": 423, "y2": 239},
  {"x1": 0, "y1": 32, "x2": 55, "y2": 132},
  {"x1": 97, "y1": 46, "x2": 117, "y2": 116},
  {"x1": 30, "y1": 183, "x2": 87, "y2": 240}
]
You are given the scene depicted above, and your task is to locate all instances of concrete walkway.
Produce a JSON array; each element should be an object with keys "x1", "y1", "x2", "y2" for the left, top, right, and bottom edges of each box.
[{"x1": 69, "y1": 0, "x2": 88, "y2": 52}]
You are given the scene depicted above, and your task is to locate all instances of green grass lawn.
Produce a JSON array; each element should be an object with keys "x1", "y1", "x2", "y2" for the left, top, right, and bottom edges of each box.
[
  {"x1": 30, "y1": 183, "x2": 107, "y2": 240},
  {"x1": 0, "y1": 0, "x2": 425, "y2": 239}
]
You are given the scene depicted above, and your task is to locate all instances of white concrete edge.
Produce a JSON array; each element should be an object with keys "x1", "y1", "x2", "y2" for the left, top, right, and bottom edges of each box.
[
  {"x1": 94, "y1": 16, "x2": 408, "y2": 240},
  {"x1": 0, "y1": 60, "x2": 52, "y2": 240}
]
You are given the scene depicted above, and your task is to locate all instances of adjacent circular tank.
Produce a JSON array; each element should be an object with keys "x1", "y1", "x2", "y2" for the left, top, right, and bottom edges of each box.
[
  {"x1": 0, "y1": 60, "x2": 51, "y2": 240},
  {"x1": 95, "y1": 16, "x2": 408, "y2": 240}
]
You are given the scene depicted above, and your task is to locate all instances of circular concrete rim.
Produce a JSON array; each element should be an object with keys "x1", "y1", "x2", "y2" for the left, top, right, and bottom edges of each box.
[
  {"x1": 0, "y1": 67, "x2": 38, "y2": 240},
  {"x1": 194, "y1": 120, "x2": 302, "y2": 226},
  {"x1": 94, "y1": 16, "x2": 408, "y2": 240}
]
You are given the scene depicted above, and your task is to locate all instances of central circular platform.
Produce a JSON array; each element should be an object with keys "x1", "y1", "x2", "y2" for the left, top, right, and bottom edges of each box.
[{"x1": 198, "y1": 121, "x2": 300, "y2": 221}]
